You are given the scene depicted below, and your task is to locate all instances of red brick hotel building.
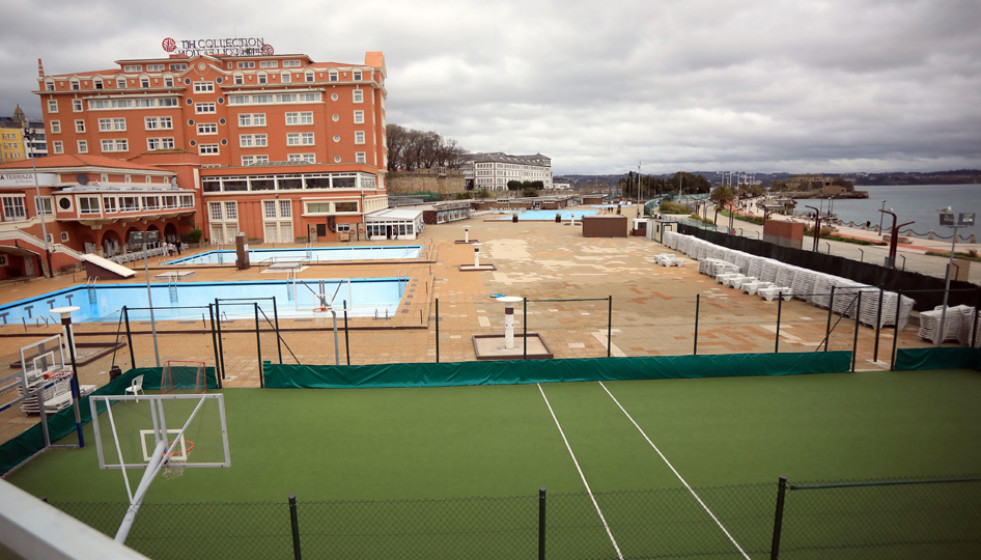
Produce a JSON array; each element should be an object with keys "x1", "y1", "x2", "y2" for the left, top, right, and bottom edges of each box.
[{"x1": 1, "y1": 45, "x2": 389, "y2": 278}]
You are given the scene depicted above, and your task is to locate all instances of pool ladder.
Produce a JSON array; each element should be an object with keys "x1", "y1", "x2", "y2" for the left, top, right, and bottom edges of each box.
[
  {"x1": 168, "y1": 279, "x2": 179, "y2": 303},
  {"x1": 86, "y1": 277, "x2": 98, "y2": 304}
]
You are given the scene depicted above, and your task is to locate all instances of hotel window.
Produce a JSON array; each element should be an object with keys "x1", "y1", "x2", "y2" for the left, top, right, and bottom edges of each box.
[
  {"x1": 47, "y1": 99, "x2": 58, "y2": 113},
  {"x1": 2, "y1": 196, "x2": 27, "y2": 221},
  {"x1": 50, "y1": 121, "x2": 61, "y2": 134},
  {"x1": 283, "y1": 60, "x2": 300, "y2": 67},
  {"x1": 70, "y1": 80, "x2": 80, "y2": 90},
  {"x1": 140, "y1": 77, "x2": 150, "y2": 88},
  {"x1": 142, "y1": 196, "x2": 160, "y2": 210},
  {"x1": 287, "y1": 153, "x2": 315, "y2": 163},
  {"x1": 209, "y1": 201, "x2": 223, "y2": 220},
  {"x1": 335, "y1": 201, "x2": 358, "y2": 213},
  {"x1": 180, "y1": 194, "x2": 194, "y2": 208},
  {"x1": 258, "y1": 73, "x2": 267, "y2": 84},
  {"x1": 285, "y1": 112, "x2": 313, "y2": 125},
  {"x1": 147, "y1": 137, "x2": 175, "y2": 150},
  {"x1": 239, "y1": 134, "x2": 268, "y2": 147},
  {"x1": 75, "y1": 120, "x2": 85, "y2": 133},
  {"x1": 124, "y1": 175, "x2": 132, "y2": 183},
  {"x1": 145, "y1": 116, "x2": 173, "y2": 130},
  {"x1": 146, "y1": 176, "x2": 153, "y2": 184},
  {"x1": 147, "y1": 64, "x2": 165, "y2": 72},
  {"x1": 356, "y1": 152, "x2": 366, "y2": 164},
  {"x1": 353, "y1": 110, "x2": 364, "y2": 124},
  {"x1": 116, "y1": 79, "x2": 126, "y2": 89},
  {"x1": 193, "y1": 81, "x2": 215, "y2": 93},
  {"x1": 353, "y1": 89, "x2": 363, "y2": 103},
  {"x1": 164, "y1": 77, "x2": 174, "y2": 87},
  {"x1": 353, "y1": 70, "x2": 362, "y2": 80},
  {"x1": 103, "y1": 196, "x2": 118, "y2": 213},
  {"x1": 124, "y1": 65, "x2": 141, "y2": 72},
  {"x1": 224, "y1": 201, "x2": 237, "y2": 219},
  {"x1": 259, "y1": 60, "x2": 277, "y2": 68},
  {"x1": 197, "y1": 123, "x2": 218, "y2": 135},
  {"x1": 241, "y1": 155, "x2": 269, "y2": 165},
  {"x1": 78, "y1": 196, "x2": 100, "y2": 215},
  {"x1": 72, "y1": 100, "x2": 83, "y2": 112},
  {"x1": 77, "y1": 140, "x2": 88, "y2": 153},
  {"x1": 238, "y1": 113, "x2": 266, "y2": 127},
  {"x1": 199, "y1": 144, "x2": 219, "y2": 155},
  {"x1": 281, "y1": 73, "x2": 291, "y2": 83},
  {"x1": 287, "y1": 132, "x2": 315, "y2": 146},
  {"x1": 98, "y1": 118, "x2": 126, "y2": 131},
  {"x1": 234, "y1": 74, "x2": 244, "y2": 85},
  {"x1": 100, "y1": 139, "x2": 128, "y2": 152},
  {"x1": 120, "y1": 196, "x2": 139, "y2": 212},
  {"x1": 354, "y1": 131, "x2": 365, "y2": 144},
  {"x1": 237, "y1": 61, "x2": 256, "y2": 69},
  {"x1": 169, "y1": 63, "x2": 187, "y2": 71},
  {"x1": 34, "y1": 196, "x2": 54, "y2": 217},
  {"x1": 45, "y1": 81, "x2": 54, "y2": 91},
  {"x1": 328, "y1": 70, "x2": 338, "y2": 82},
  {"x1": 305, "y1": 72, "x2": 314, "y2": 82},
  {"x1": 52, "y1": 141, "x2": 64, "y2": 154},
  {"x1": 195, "y1": 102, "x2": 216, "y2": 114}
]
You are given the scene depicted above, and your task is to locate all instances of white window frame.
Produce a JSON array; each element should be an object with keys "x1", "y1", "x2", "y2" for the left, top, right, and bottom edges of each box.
[
  {"x1": 353, "y1": 110, "x2": 365, "y2": 124},
  {"x1": 147, "y1": 137, "x2": 175, "y2": 150},
  {"x1": 197, "y1": 123, "x2": 218, "y2": 135},
  {"x1": 52, "y1": 141, "x2": 64, "y2": 154},
  {"x1": 72, "y1": 99, "x2": 83, "y2": 112},
  {"x1": 354, "y1": 131, "x2": 365, "y2": 144},
  {"x1": 238, "y1": 113, "x2": 266, "y2": 127},
  {"x1": 2, "y1": 195, "x2": 27, "y2": 221},
  {"x1": 195, "y1": 102, "x2": 216, "y2": 114},
  {"x1": 78, "y1": 195, "x2": 101, "y2": 215},
  {"x1": 193, "y1": 81, "x2": 215, "y2": 93},
  {"x1": 353, "y1": 89, "x2": 363, "y2": 103},
  {"x1": 239, "y1": 134, "x2": 268, "y2": 148},
  {"x1": 50, "y1": 121, "x2": 61, "y2": 134},
  {"x1": 144, "y1": 116, "x2": 173, "y2": 130},
  {"x1": 47, "y1": 99, "x2": 58, "y2": 113},
  {"x1": 285, "y1": 111, "x2": 313, "y2": 125},
  {"x1": 77, "y1": 140, "x2": 88, "y2": 153},
  {"x1": 198, "y1": 144, "x2": 220, "y2": 155},
  {"x1": 356, "y1": 152, "x2": 366, "y2": 164},
  {"x1": 74, "y1": 120, "x2": 85, "y2": 133}
]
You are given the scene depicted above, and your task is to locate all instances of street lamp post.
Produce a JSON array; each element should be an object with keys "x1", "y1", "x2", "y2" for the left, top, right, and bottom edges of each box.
[
  {"x1": 132, "y1": 231, "x2": 162, "y2": 366},
  {"x1": 805, "y1": 205, "x2": 821, "y2": 252},
  {"x1": 936, "y1": 208, "x2": 976, "y2": 347},
  {"x1": 22, "y1": 127, "x2": 52, "y2": 278}
]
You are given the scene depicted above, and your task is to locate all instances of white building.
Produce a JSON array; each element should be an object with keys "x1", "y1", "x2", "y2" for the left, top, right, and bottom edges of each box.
[{"x1": 464, "y1": 152, "x2": 552, "y2": 191}]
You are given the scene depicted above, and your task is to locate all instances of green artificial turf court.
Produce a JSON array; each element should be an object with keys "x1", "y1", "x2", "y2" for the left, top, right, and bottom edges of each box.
[{"x1": 6, "y1": 368, "x2": 981, "y2": 559}]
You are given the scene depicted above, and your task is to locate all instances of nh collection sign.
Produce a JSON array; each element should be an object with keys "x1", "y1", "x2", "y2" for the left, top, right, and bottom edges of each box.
[{"x1": 162, "y1": 37, "x2": 274, "y2": 57}]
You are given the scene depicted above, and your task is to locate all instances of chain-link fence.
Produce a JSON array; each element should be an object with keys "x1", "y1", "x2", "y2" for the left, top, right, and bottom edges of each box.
[{"x1": 47, "y1": 477, "x2": 980, "y2": 559}]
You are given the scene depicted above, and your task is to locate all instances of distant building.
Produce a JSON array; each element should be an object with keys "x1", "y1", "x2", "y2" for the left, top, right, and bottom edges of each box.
[
  {"x1": 772, "y1": 174, "x2": 855, "y2": 194},
  {"x1": 463, "y1": 152, "x2": 552, "y2": 191}
]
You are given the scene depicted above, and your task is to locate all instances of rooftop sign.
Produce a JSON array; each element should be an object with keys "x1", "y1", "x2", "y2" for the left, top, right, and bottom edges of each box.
[{"x1": 162, "y1": 37, "x2": 274, "y2": 57}]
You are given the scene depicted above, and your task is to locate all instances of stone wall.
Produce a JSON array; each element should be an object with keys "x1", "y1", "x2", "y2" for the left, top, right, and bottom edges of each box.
[{"x1": 386, "y1": 169, "x2": 466, "y2": 196}]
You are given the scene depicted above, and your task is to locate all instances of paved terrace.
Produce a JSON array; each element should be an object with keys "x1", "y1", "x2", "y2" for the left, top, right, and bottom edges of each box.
[{"x1": 2, "y1": 210, "x2": 955, "y2": 398}]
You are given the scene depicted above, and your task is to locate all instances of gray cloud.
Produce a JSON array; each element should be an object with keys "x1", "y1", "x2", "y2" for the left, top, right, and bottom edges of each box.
[{"x1": 2, "y1": 0, "x2": 979, "y2": 174}]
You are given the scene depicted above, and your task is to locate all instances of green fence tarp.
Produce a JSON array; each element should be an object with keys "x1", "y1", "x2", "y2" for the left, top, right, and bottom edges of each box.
[
  {"x1": 263, "y1": 352, "x2": 853, "y2": 389},
  {"x1": 894, "y1": 347, "x2": 981, "y2": 371},
  {"x1": 0, "y1": 366, "x2": 218, "y2": 476}
]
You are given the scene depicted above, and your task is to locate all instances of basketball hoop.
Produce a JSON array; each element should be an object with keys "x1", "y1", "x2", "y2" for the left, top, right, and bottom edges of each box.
[
  {"x1": 43, "y1": 369, "x2": 73, "y2": 383},
  {"x1": 312, "y1": 306, "x2": 328, "y2": 325},
  {"x1": 162, "y1": 439, "x2": 193, "y2": 480}
]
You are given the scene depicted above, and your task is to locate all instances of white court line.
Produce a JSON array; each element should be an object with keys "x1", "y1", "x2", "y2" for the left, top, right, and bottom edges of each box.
[
  {"x1": 537, "y1": 383, "x2": 624, "y2": 560},
  {"x1": 598, "y1": 381, "x2": 751, "y2": 560}
]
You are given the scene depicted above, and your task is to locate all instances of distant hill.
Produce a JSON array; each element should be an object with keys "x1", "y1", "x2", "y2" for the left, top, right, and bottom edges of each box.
[{"x1": 555, "y1": 170, "x2": 981, "y2": 190}]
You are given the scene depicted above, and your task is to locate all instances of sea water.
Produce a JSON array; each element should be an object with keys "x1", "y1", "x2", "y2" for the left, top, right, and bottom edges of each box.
[{"x1": 822, "y1": 184, "x2": 981, "y2": 239}]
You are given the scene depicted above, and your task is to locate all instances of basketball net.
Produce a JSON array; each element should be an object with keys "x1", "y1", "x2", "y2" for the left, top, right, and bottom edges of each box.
[{"x1": 161, "y1": 440, "x2": 192, "y2": 480}]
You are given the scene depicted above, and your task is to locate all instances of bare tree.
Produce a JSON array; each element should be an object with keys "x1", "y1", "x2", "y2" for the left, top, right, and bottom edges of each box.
[{"x1": 387, "y1": 124, "x2": 467, "y2": 171}]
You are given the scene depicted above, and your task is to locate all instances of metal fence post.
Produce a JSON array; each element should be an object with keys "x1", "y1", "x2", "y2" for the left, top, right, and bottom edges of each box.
[
  {"x1": 208, "y1": 304, "x2": 222, "y2": 389},
  {"x1": 214, "y1": 298, "x2": 226, "y2": 379},
  {"x1": 775, "y1": 297, "x2": 782, "y2": 354},
  {"x1": 273, "y1": 296, "x2": 283, "y2": 364},
  {"x1": 770, "y1": 476, "x2": 787, "y2": 560},
  {"x1": 343, "y1": 300, "x2": 350, "y2": 366},
  {"x1": 123, "y1": 306, "x2": 136, "y2": 368},
  {"x1": 873, "y1": 288, "x2": 885, "y2": 363},
  {"x1": 288, "y1": 494, "x2": 302, "y2": 560},
  {"x1": 255, "y1": 304, "x2": 264, "y2": 388},
  {"x1": 435, "y1": 298, "x2": 440, "y2": 364},
  {"x1": 824, "y1": 286, "x2": 836, "y2": 352},
  {"x1": 607, "y1": 295, "x2": 612, "y2": 358},
  {"x1": 538, "y1": 487, "x2": 546, "y2": 560},
  {"x1": 851, "y1": 291, "x2": 862, "y2": 372},
  {"x1": 890, "y1": 290, "x2": 903, "y2": 371},
  {"x1": 693, "y1": 294, "x2": 700, "y2": 356}
]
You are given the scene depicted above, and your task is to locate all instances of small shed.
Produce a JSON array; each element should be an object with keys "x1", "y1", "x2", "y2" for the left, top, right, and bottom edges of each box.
[
  {"x1": 582, "y1": 215, "x2": 628, "y2": 238},
  {"x1": 365, "y1": 208, "x2": 425, "y2": 240}
]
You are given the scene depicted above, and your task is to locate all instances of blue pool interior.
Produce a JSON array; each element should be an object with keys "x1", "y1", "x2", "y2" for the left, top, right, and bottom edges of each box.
[
  {"x1": 163, "y1": 245, "x2": 422, "y2": 266},
  {"x1": 496, "y1": 209, "x2": 600, "y2": 221},
  {"x1": 0, "y1": 278, "x2": 408, "y2": 325}
]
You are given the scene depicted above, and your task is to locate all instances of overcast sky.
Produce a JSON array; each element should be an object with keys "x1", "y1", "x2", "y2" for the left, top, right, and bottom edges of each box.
[{"x1": 2, "y1": 0, "x2": 979, "y2": 175}]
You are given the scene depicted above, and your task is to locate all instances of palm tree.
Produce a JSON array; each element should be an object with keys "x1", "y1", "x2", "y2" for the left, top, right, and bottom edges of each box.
[{"x1": 709, "y1": 185, "x2": 736, "y2": 225}]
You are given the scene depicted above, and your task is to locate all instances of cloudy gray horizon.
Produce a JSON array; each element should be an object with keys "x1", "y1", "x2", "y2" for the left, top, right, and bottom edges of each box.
[{"x1": 2, "y1": 0, "x2": 979, "y2": 176}]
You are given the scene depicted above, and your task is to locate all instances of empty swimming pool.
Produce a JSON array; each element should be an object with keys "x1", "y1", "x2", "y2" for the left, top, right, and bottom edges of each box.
[
  {"x1": 0, "y1": 278, "x2": 407, "y2": 325},
  {"x1": 163, "y1": 245, "x2": 422, "y2": 266}
]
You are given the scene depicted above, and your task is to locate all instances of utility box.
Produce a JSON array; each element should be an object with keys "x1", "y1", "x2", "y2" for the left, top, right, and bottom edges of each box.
[
  {"x1": 235, "y1": 232, "x2": 250, "y2": 270},
  {"x1": 582, "y1": 215, "x2": 628, "y2": 238}
]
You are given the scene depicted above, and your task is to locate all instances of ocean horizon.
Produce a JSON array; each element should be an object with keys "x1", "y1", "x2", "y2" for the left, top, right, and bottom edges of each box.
[{"x1": 804, "y1": 184, "x2": 981, "y2": 240}]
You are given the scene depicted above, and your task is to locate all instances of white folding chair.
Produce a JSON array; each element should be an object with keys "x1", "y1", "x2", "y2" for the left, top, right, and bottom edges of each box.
[{"x1": 125, "y1": 375, "x2": 145, "y2": 402}]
